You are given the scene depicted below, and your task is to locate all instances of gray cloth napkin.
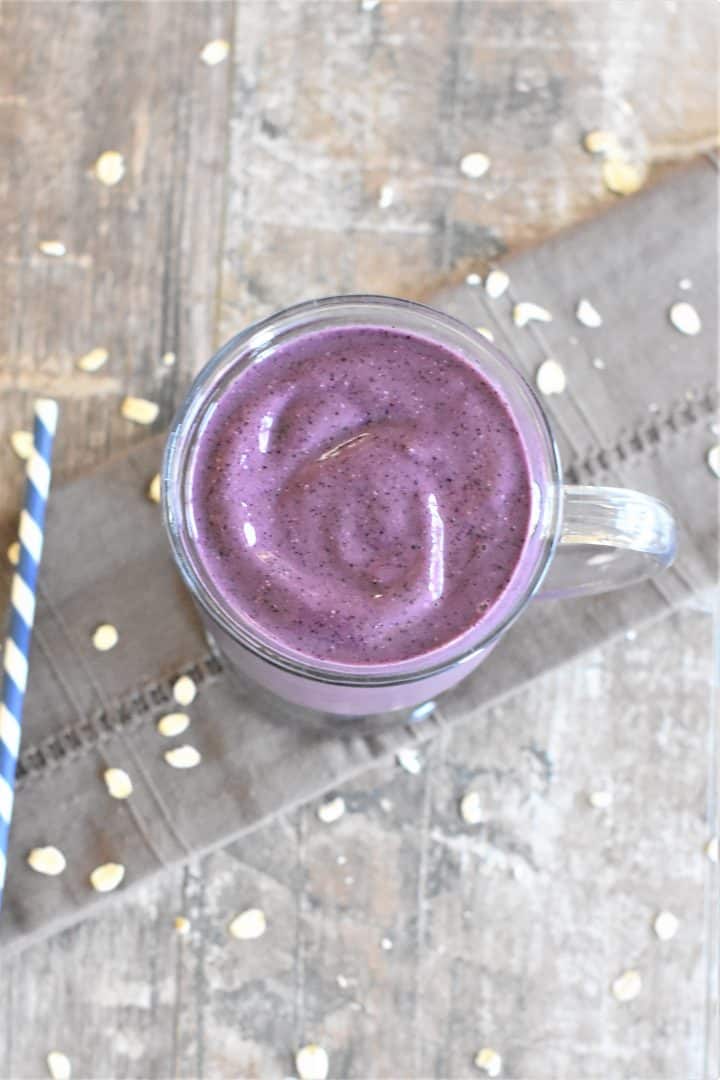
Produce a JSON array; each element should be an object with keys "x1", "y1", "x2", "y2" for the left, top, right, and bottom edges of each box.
[{"x1": 0, "y1": 159, "x2": 716, "y2": 955}]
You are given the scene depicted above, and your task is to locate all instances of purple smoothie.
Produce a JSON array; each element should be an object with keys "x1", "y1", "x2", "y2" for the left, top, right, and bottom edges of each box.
[{"x1": 190, "y1": 326, "x2": 532, "y2": 666}]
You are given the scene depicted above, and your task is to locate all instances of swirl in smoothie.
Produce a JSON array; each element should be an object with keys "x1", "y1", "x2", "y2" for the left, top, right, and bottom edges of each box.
[{"x1": 191, "y1": 326, "x2": 532, "y2": 664}]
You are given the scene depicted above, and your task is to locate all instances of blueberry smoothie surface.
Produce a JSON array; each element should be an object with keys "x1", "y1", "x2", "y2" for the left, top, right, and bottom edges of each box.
[{"x1": 191, "y1": 326, "x2": 533, "y2": 666}]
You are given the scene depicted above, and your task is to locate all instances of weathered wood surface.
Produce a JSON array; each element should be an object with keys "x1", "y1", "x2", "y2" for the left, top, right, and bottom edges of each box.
[
  {"x1": 0, "y1": 0, "x2": 233, "y2": 534},
  {"x1": 0, "y1": 1, "x2": 717, "y2": 1077},
  {"x1": 1, "y1": 611, "x2": 714, "y2": 1079}
]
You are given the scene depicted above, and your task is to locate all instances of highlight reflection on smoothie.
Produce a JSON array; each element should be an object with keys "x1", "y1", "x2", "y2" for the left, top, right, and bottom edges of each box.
[{"x1": 191, "y1": 325, "x2": 533, "y2": 665}]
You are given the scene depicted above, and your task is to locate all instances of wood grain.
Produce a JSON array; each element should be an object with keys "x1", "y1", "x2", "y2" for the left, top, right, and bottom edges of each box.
[
  {"x1": 0, "y1": 611, "x2": 714, "y2": 1079},
  {"x1": 0, "y1": 0, "x2": 717, "y2": 1077},
  {"x1": 0, "y1": 0, "x2": 233, "y2": 530},
  {"x1": 219, "y1": 0, "x2": 717, "y2": 329}
]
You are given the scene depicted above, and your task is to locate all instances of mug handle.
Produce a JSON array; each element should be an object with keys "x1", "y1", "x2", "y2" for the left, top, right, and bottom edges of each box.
[{"x1": 536, "y1": 486, "x2": 678, "y2": 600}]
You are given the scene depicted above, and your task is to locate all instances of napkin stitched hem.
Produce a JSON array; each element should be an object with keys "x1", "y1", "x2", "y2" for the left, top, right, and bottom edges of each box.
[
  {"x1": 564, "y1": 382, "x2": 717, "y2": 483},
  {"x1": 14, "y1": 653, "x2": 224, "y2": 790},
  {"x1": 10, "y1": 382, "x2": 717, "y2": 788}
]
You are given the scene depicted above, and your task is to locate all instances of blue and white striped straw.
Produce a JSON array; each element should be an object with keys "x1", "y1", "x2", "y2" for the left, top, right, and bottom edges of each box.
[{"x1": 0, "y1": 399, "x2": 58, "y2": 904}]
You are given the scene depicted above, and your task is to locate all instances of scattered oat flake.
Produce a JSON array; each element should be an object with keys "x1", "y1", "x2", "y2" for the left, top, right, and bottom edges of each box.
[
  {"x1": 476, "y1": 327, "x2": 495, "y2": 342},
  {"x1": 7, "y1": 541, "x2": 20, "y2": 566},
  {"x1": 27, "y1": 846, "x2": 66, "y2": 876},
  {"x1": 460, "y1": 791, "x2": 483, "y2": 825},
  {"x1": 669, "y1": 301, "x2": 701, "y2": 336},
  {"x1": 535, "y1": 359, "x2": 566, "y2": 396},
  {"x1": 582, "y1": 129, "x2": 621, "y2": 156},
  {"x1": 602, "y1": 159, "x2": 644, "y2": 196},
  {"x1": 465, "y1": 272, "x2": 482, "y2": 286},
  {"x1": 10, "y1": 430, "x2": 33, "y2": 461},
  {"x1": 39, "y1": 241, "x2": 66, "y2": 257},
  {"x1": 678, "y1": 278, "x2": 692, "y2": 291},
  {"x1": 173, "y1": 675, "x2": 197, "y2": 706},
  {"x1": 157, "y1": 712, "x2": 191, "y2": 737},
  {"x1": 380, "y1": 936, "x2": 393, "y2": 950},
  {"x1": 460, "y1": 152, "x2": 490, "y2": 179},
  {"x1": 92, "y1": 623, "x2": 118, "y2": 652},
  {"x1": 612, "y1": 969, "x2": 642, "y2": 1002},
  {"x1": 89, "y1": 862, "x2": 125, "y2": 893},
  {"x1": 93, "y1": 151, "x2": 125, "y2": 186},
  {"x1": 707, "y1": 446, "x2": 720, "y2": 479},
  {"x1": 161, "y1": 351, "x2": 176, "y2": 367},
  {"x1": 588, "y1": 790, "x2": 613, "y2": 809},
  {"x1": 396, "y1": 747, "x2": 422, "y2": 775},
  {"x1": 200, "y1": 38, "x2": 230, "y2": 65},
  {"x1": 378, "y1": 183, "x2": 394, "y2": 209},
  {"x1": 653, "y1": 910, "x2": 679, "y2": 941},
  {"x1": 104, "y1": 768, "x2": 133, "y2": 800},
  {"x1": 164, "y1": 744, "x2": 201, "y2": 769},
  {"x1": 76, "y1": 347, "x2": 109, "y2": 373},
  {"x1": 576, "y1": 298, "x2": 603, "y2": 328},
  {"x1": 474, "y1": 1047, "x2": 502, "y2": 1077},
  {"x1": 148, "y1": 473, "x2": 161, "y2": 503},
  {"x1": 295, "y1": 1044, "x2": 329, "y2": 1080},
  {"x1": 485, "y1": 269, "x2": 509, "y2": 299},
  {"x1": 705, "y1": 835, "x2": 718, "y2": 863},
  {"x1": 121, "y1": 397, "x2": 159, "y2": 425},
  {"x1": 513, "y1": 302, "x2": 552, "y2": 327},
  {"x1": 229, "y1": 907, "x2": 267, "y2": 940},
  {"x1": 174, "y1": 915, "x2": 191, "y2": 935},
  {"x1": 317, "y1": 795, "x2": 346, "y2": 824},
  {"x1": 46, "y1": 1052, "x2": 72, "y2": 1080}
]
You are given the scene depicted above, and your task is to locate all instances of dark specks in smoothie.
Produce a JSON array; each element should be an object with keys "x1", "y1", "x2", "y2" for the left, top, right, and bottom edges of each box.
[{"x1": 191, "y1": 325, "x2": 532, "y2": 665}]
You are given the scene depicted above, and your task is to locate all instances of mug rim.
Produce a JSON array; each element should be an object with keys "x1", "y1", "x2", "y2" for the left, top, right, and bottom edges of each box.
[{"x1": 162, "y1": 294, "x2": 563, "y2": 688}]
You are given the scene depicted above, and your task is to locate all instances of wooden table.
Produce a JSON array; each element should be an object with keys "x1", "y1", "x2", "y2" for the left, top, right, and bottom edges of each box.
[{"x1": 1, "y1": 2, "x2": 716, "y2": 1076}]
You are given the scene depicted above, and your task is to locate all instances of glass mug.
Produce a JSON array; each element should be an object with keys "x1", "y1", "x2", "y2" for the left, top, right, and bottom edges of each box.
[{"x1": 163, "y1": 296, "x2": 676, "y2": 721}]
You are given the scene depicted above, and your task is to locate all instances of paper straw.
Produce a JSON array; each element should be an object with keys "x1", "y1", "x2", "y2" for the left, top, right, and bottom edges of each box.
[{"x1": 0, "y1": 399, "x2": 58, "y2": 905}]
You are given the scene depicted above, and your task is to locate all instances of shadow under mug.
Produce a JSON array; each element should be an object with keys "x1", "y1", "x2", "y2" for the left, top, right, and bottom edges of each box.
[{"x1": 163, "y1": 296, "x2": 677, "y2": 721}]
